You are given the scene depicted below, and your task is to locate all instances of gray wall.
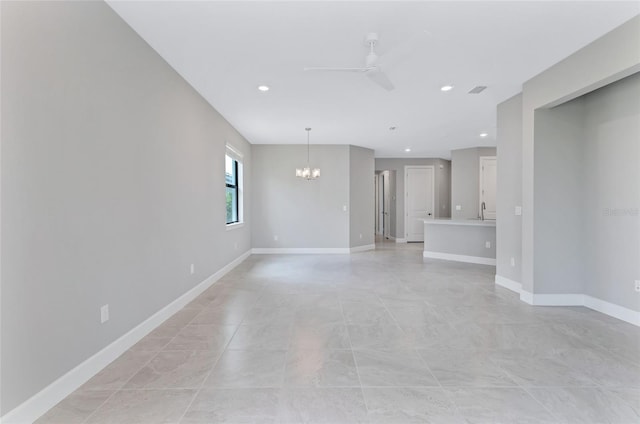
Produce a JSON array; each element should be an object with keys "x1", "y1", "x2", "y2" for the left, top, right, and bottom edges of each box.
[
  {"x1": 1, "y1": 1, "x2": 251, "y2": 414},
  {"x1": 532, "y1": 73, "x2": 640, "y2": 309},
  {"x1": 533, "y1": 101, "x2": 586, "y2": 295},
  {"x1": 521, "y1": 15, "x2": 640, "y2": 294},
  {"x1": 349, "y1": 146, "x2": 375, "y2": 248},
  {"x1": 451, "y1": 147, "x2": 497, "y2": 220},
  {"x1": 375, "y1": 158, "x2": 451, "y2": 239},
  {"x1": 424, "y1": 223, "x2": 496, "y2": 259},
  {"x1": 251, "y1": 145, "x2": 350, "y2": 248},
  {"x1": 496, "y1": 94, "x2": 523, "y2": 283},
  {"x1": 583, "y1": 73, "x2": 640, "y2": 309}
]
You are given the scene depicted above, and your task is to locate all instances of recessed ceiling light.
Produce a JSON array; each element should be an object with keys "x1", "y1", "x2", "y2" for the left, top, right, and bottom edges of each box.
[
  {"x1": 440, "y1": 85, "x2": 454, "y2": 92},
  {"x1": 257, "y1": 85, "x2": 270, "y2": 92},
  {"x1": 479, "y1": 132, "x2": 488, "y2": 138},
  {"x1": 405, "y1": 148, "x2": 411, "y2": 152}
]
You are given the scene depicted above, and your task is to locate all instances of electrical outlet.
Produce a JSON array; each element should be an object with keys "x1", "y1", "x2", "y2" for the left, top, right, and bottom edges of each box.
[
  {"x1": 100, "y1": 304, "x2": 109, "y2": 323},
  {"x1": 635, "y1": 280, "x2": 640, "y2": 292},
  {"x1": 190, "y1": 264, "x2": 195, "y2": 275},
  {"x1": 456, "y1": 205, "x2": 461, "y2": 211},
  {"x1": 343, "y1": 205, "x2": 347, "y2": 212},
  {"x1": 485, "y1": 241, "x2": 491, "y2": 249},
  {"x1": 510, "y1": 257, "x2": 515, "y2": 267},
  {"x1": 234, "y1": 242, "x2": 239, "y2": 250},
  {"x1": 515, "y1": 206, "x2": 522, "y2": 216},
  {"x1": 359, "y1": 233, "x2": 363, "y2": 239},
  {"x1": 274, "y1": 235, "x2": 278, "y2": 241}
]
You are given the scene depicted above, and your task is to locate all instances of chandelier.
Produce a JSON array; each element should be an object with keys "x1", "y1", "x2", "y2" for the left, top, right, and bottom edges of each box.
[{"x1": 295, "y1": 127, "x2": 320, "y2": 180}]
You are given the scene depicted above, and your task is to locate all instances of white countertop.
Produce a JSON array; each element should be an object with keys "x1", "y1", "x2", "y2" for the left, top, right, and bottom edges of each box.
[{"x1": 423, "y1": 218, "x2": 496, "y2": 227}]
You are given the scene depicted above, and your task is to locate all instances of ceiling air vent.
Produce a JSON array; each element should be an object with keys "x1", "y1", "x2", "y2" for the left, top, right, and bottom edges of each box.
[{"x1": 468, "y1": 85, "x2": 487, "y2": 94}]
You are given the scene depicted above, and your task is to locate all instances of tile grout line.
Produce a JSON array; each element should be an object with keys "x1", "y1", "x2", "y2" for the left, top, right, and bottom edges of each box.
[
  {"x1": 81, "y1": 294, "x2": 235, "y2": 424},
  {"x1": 338, "y1": 296, "x2": 370, "y2": 420},
  {"x1": 277, "y1": 300, "x2": 299, "y2": 422},
  {"x1": 174, "y1": 290, "x2": 248, "y2": 424},
  {"x1": 78, "y1": 315, "x2": 199, "y2": 424}
]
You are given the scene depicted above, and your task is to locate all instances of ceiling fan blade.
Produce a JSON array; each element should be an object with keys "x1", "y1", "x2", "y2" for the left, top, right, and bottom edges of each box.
[
  {"x1": 366, "y1": 67, "x2": 394, "y2": 91},
  {"x1": 304, "y1": 67, "x2": 371, "y2": 72}
]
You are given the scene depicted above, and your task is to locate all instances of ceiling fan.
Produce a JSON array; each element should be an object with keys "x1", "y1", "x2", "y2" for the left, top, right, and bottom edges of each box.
[{"x1": 304, "y1": 33, "x2": 395, "y2": 91}]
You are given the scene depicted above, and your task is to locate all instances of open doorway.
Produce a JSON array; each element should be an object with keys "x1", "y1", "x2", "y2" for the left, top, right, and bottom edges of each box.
[
  {"x1": 375, "y1": 171, "x2": 391, "y2": 238},
  {"x1": 479, "y1": 156, "x2": 497, "y2": 220}
]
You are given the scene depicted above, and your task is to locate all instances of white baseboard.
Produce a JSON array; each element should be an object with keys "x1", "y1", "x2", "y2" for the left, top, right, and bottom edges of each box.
[
  {"x1": 251, "y1": 247, "x2": 351, "y2": 254},
  {"x1": 584, "y1": 295, "x2": 640, "y2": 327},
  {"x1": 350, "y1": 244, "x2": 375, "y2": 253},
  {"x1": 0, "y1": 250, "x2": 252, "y2": 424},
  {"x1": 251, "y1": 246, "x2": 375, "y2": 254},
  {"x1": 524, "y1": 292, "x2": 585, "y2": 306},
  {"x1": 495, "y1": 277, "x2": 640, "y2": 327},
  {"x1": 423, "y1": 251, "x2": 496, "y2": 266},
  {"x1": 494, "y1": 275, "x2": 522, "y2": 294},
  {"x1": 519, "y1": 290, "x2": 534, "y2": 305}
]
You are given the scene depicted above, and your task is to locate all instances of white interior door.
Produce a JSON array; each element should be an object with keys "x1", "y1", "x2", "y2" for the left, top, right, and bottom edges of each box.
[
  {"x1": 382, "y1": 171, "x2": 390, "y2": 239},
  {"x1": 405, "y1": 166, "x2": 434, "y2": 242},
  {"x1": 479, "y1": 156, "x2": 497, "y2": 220}
]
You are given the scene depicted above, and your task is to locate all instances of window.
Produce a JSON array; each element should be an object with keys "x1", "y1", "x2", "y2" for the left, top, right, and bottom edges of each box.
[{"x1": 225, "y1": 145, "x2": 243, "y2": 226}]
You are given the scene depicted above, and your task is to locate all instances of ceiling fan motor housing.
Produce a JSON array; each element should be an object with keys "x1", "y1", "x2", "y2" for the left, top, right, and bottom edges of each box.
[
  {"x1": 364, "y1": 32, "x2": 379, "y2": 46},
  {"x1": 364, "y1": 33, "x2": 380, "y2": 67}
]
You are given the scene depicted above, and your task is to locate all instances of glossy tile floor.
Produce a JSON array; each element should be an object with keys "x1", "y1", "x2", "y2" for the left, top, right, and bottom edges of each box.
[{"x1": 37, "y1": 240, "x2": 640, "y2": 423}]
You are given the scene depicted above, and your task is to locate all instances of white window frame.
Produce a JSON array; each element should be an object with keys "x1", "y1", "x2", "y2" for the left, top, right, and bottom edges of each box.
[{"x1": 225, "y1": 144, "x2": 244, "y2": 230}]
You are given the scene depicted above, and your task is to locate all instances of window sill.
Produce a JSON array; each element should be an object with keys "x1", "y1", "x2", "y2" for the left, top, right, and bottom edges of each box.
[{"x1": 226, "y1": 222, "x2": 244, "y2": 231}]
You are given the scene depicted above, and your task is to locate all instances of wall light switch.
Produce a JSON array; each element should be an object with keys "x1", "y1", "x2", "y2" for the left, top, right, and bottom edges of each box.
[
  {"x1": 456, "y1": 205, "x2": 461, "y2": 211},
  {"x1": 510, "y1": 257, "x2": 515, "y2": 267},
  {"x1": 100, "y1": 304, "x2": 109, "y2": 324},
  {"x1": 343, "y1": 205, "x2": 347, "y2": 212},
  {"x1": 190, "y1": 264, "x2": 195, "y2": 275},
  {"x1": 485, "y1": 241, "x2": 491, "y2": 249},
  {"x1": 515, "y1": 206, "x2": 522, "y2": 216},
  {"x1": 274, "y1": 235, "x2": 278, "y2": 241},
  {"x1": 635, "y1": 280, "x2": 640, "y2": 292}
]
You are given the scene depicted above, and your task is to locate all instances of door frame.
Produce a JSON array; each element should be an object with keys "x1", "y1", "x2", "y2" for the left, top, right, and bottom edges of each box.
[
  {"x1": 404, "y1": 165, "x2": 435, "y2": 241},
  {"x1": 479, "y1": 156, "x2": 497, "y2": 219},
  {"x1": 374, "y1": 173, "x2": 380, "y2": 235},
  {"x1": 381, "y1": 171, "x2": 391, "y2": 238}
]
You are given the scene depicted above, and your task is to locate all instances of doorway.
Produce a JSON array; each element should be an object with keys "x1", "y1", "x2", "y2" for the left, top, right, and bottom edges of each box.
[
  {"x1": 479, "y1": 156, "x2": 497, "y2": 220},
  {"x1": 381, "y1": 171, "x2": 391, "y2": 239},
  {"x1": 405, "y1": 166, "x2": 435, "y2": 242}
]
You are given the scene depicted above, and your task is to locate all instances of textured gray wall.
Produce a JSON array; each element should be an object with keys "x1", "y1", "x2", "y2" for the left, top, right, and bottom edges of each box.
[
  {"x1": 375, "y1": 158, "x2": 451, "y2": 239},
  {"x1": 496, "y1": 94, "x2": 523, "y2": 283},
  {"x1": 349, "y1": 146, "x2": 375, "y2": 248},
  {"x1": 451, "y1": 147, "x2": 497, "y2": 220},
  {"x1": 1, "y1": 1, "x2": 251, "y2": 413},
  {"x1": 251, "y1": 145, "x2": 350, "y2": 248}
]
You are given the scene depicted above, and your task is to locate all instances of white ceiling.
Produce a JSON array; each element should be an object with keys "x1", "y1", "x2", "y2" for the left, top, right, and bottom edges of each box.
[{"x1": 106, "y1": 1, "x2": 639, "y2": 158}]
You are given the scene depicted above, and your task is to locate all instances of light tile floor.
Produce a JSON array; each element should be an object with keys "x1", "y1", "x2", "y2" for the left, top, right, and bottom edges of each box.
[{"x1": 36, "y1": 240, "x2": 640, "y2": 423}]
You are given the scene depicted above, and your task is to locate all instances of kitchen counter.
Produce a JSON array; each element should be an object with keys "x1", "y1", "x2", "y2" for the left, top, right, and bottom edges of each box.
[
  {"x1": 423, "y1": 218, "x2": 496, "y2": 227},
  {"x1": 423, "y1": 218, "x2": 496, "y2": 265}
]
